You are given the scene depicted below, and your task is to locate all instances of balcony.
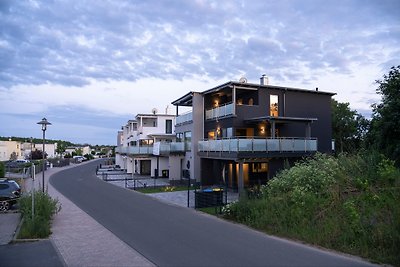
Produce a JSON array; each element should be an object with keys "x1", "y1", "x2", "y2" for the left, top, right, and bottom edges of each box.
[
  {"x1": 205, "y1": 102, "x2": 234, "y2": 120},
  {"x1": 176, "y1": 111, "x2": 193, "y2": 125},
  {"x1": 198, "y1": 137, "x2": 317, "y2": 154},
  {"x1": 115, "y1": 142, "x2": 186, "y2": 156}
]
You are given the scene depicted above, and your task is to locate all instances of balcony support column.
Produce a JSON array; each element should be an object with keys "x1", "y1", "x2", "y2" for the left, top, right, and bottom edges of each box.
[
  {"x1": 232, "y1": 85, "x2": 236, "y2": 115},
  {"x1": 238, "y1": 160, "x2": 244, "y2": 197},
  {"x1": 305, "y1": 122, "x2": 311, "y2": 139},
  {"x1": 271, "y1": 121, "x2": 276, "y2": 138}
]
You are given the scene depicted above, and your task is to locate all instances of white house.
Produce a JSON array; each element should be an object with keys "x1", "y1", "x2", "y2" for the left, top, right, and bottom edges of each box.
[
  {"x1": 115, "y1": 111, "x2": 180, "y2": 180},
  {"x1": 0, "y1": 140, "x2": 24, "y2": 161}
]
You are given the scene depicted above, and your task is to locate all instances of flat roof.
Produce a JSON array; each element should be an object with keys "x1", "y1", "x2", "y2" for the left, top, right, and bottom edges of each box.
[
  {"x1": 171, "y1": 80, "x2": 336, "y2": 106},
  {"x1": 136, "y1": 114, "x2": 176, "y2": 118},
  {"x1": 203, "y1": 81, "x2": 336, "y2": 96},
  {"x1": 171, "y1": 91, "x2": 195, "y2": 106}
]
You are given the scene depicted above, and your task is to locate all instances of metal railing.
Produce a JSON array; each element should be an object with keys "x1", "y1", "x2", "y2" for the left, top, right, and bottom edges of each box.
[
  {"x1": 205, "y1": 102, "x2": 234, "y2": 120},
  {"x1": 198, "y1": 137, "x2": 318, "y2": 153}
]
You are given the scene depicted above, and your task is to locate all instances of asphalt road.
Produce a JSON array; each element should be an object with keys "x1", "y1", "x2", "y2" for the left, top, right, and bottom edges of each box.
[
  {"x1": 0, "y1": 240, "x2": 64, "y2": 267},
  {"x1": 50, "y1": 160, "x2": 376, "y2": 267}
]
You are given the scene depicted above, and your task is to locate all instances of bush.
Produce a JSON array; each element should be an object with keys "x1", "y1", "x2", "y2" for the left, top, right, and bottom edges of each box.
[
  {"x1": 0, "y1": 162, "x2": 4, "y2": 177},
  {"x1": 224, "y1": 152, "x2": 400, "y2": 266},
  {"x1": 18, "y1": 190, "x2": 60, "y2": 239}
]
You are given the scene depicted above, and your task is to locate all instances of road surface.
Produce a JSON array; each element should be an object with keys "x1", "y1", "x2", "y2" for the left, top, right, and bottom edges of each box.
[{"x1": 50, "y1": 160, "x2": 375, "y2": 267}]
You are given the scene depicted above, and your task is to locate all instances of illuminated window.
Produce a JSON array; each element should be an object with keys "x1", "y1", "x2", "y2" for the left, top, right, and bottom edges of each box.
[
  {"x1": 208, "y1": 131, "x2": 215, "y2": 140},
  {"x1": 252, "y1": 163, "x2": 268, "y2": 173},
  {"x1": 270, "y1": 95, "x2": 278, "y2": 117}
]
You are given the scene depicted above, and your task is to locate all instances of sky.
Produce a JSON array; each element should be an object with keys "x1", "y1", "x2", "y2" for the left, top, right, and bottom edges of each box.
[{"x1": 0, "y1": 0, "x2": 399, "y2": 145}]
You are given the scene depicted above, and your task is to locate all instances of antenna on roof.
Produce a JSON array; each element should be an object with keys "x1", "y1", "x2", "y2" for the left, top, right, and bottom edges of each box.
[
  {"x1": 152, "y1": 108, "x2": 158, "y2": 114},
  {"x1": 239, "y1": 76, "x2": 247, "y2": 83}
]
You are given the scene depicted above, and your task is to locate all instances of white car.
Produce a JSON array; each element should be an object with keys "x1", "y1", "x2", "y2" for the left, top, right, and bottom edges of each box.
[{"x1": 73, "y1": 156, "x2": 86, "y2": 163}]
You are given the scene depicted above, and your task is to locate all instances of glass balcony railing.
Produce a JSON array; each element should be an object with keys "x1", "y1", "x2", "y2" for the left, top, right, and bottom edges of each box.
[
  {"x1": 176, "y1": 111, "x2": 193, "y2": 125},
  {"x1": 115, "y1": 142, "x2": 186, "y2": 155},
  {"x1": 198, "y1": 138, "x2": 318, "y2": 153},
  {"x1": 205, "y1": 102, "x2": 234, "y2": 120}
]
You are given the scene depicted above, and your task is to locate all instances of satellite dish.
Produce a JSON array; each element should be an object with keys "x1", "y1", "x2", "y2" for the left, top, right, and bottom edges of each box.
[
  {"x1": 239, "y1": 77, "x2": 247, "y2": 83},
  {"x1": 152, "y1": 108, "x2": 158, "y2": 114}
]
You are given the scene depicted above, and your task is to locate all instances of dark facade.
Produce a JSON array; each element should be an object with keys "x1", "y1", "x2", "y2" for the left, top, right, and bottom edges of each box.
[{"x1": 173, "y1": 79, "x2": 335, "y2": 193}]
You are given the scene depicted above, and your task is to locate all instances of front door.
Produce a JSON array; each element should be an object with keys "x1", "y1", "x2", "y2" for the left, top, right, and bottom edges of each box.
[{"x1": 140, "y1": 160, "x2": 151, "y2": 175}]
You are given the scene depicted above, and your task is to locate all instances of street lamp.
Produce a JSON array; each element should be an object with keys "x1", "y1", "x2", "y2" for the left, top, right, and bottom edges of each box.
[{"x1": 37, "y1": 118, "x2": 51, "y2": 193}]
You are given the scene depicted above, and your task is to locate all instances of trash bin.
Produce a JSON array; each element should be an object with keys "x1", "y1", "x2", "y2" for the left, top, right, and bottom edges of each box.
[
  {"x1": 194, "y1": 187, "x2": 224, "y2": 208},
  {"x1": 162, "y1": 169, "x2": 169, "y2": 178}
]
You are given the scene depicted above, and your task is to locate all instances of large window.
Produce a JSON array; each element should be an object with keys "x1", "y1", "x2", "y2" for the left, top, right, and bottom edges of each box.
[
  {"x1": 270, "y1": 95, "x2": 279, "y2": 117},
  {"x1": 165, "y1": 120, "x2": 172, "y2": 134},
  {"x1": 139, "y1": 139, "x2": 154, "y2": 146}
]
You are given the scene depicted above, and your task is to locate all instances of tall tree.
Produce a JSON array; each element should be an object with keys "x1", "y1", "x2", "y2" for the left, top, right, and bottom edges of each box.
[
  {"x1": 55, "y1": 142, "x2": 67, "y2": 155},
  {"x1": 331, "y1": 99, "x2": 367, "y2": 153},
  {"x1": 370, "y1": 65, "x2": 400, "y2": 165}
]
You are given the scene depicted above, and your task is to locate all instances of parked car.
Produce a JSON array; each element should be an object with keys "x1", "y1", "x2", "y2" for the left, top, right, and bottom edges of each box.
[
  {"x1": 0, "y1": 179, "x2": 21, "y2": 212},
  {"x1": 73, "y1": 156, "x2": 86, "y2": 163}
]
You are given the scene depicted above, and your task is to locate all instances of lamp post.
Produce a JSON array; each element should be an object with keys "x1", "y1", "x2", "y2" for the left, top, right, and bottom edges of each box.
[{"x1": 37, "y1": 118, "x2": 51, "y2": 193}]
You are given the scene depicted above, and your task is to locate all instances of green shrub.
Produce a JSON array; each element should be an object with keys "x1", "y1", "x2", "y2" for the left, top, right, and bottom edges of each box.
[
  {"x1": 18, "y1": 190, "x2": 60, "y2": 239},
  {"x1": 224, "y1": 152, "x2": 400, "y2": 266},
  {"x1": 0, "y1": 162, "x2": 4, "y2": 177}
]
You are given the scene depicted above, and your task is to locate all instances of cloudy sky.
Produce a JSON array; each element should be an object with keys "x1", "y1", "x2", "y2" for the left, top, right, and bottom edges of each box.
[{"x1": 0, "y1": 0, "x2": 399, "y2": 145}]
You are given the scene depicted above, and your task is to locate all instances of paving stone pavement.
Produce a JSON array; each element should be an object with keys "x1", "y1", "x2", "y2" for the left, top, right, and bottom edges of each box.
[
  {"x1": 26, "y1": 161, "x2": 154, "y2": 267},
  {"x1": 96, "y1": 169, "x2": 239, "y2": 208},
  {"x1": 147, "y1": 190, "x2": 239, "y2": 208}
]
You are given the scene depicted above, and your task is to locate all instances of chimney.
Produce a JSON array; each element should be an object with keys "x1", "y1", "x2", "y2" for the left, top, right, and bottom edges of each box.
[{"x1": 260, "y1": 74, "x2": 268, "y2": 85}]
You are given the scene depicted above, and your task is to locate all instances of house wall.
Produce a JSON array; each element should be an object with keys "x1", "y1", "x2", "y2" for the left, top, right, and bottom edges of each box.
[
  {"x1": 168, "y1": 155, "x2": 183, "y2": 182},
  {"x1": 150, "y1": 156, "x2": 169, "y2": 177},
  {"x1": 284, "y1": 90, "x2": 332, "y2": 153},
  {"x1": 115, "y1": 153, "x2": 124, "y2": 168},
  {"x1": 192, "y1": 92, "x2": 204, "y2": 182},
  {"x1": 203, "y1": 87, "x2": 333, "y2": 154},
  {"x1": 127, "y1": 156, "x2": 134, "y2": 173},
  {"x1": 0, "y1": 141, "x2": 25, "y2": 161}
]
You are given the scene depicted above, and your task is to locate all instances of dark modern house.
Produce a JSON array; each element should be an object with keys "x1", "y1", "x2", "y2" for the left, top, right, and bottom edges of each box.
[{"x1": 172, "y1": 75, "x2": 335, "y2": 193}]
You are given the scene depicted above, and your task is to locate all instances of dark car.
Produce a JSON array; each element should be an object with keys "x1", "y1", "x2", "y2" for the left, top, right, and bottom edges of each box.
[{"x1": 0, "y1": 179, "x2": 21, "y2": 212}]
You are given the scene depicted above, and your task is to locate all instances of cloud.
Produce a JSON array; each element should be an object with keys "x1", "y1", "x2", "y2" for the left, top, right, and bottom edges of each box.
[
  {"x1": 1, "y1": 0, "x2": 398, "y2": 89},
  {"x1": 1, "y1": 0, "x2": 399, "y2": 144}
]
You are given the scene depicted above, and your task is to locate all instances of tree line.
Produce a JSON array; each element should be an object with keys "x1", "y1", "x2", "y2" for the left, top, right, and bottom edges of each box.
[{"x1": 332, "y1": 65, "x2": 400, "y2": 165}]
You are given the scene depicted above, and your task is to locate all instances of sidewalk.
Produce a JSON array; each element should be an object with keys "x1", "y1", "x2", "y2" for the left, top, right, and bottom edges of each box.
[{"x1": 24, "y1": 161, "x2": 154, "y2": 267}]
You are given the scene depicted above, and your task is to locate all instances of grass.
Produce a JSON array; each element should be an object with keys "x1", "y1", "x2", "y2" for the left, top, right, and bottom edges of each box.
[
  {"x1": 198, "y1": 206, "x2": 223, "y2": 216},
  {"x1": 222, "y1": 152, "x2": 400, "y2": 266},
  {"x1": 135, "y1": 185, "x2": 197, "y2": 194},
  {"x1": 17, "y1": 190, "x2": 60, "y2": 239}
]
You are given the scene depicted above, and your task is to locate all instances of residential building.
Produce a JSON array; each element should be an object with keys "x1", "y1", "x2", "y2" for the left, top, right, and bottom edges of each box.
[
  {"x1": 64, "y1": 146, "x2": 91, "y2": 157},
  {"x1": 171, "y1": 75, "x2": 335, "y2": 192},
  {"x1": 0, "y1": 140, "x2": 23, "y2": 161},
  {"x1": 115, "y1": 112, "x2": 181, "y2": 181},
  {"x1": 34, "y1": 143, "x2": 58, "y2": 158}
]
